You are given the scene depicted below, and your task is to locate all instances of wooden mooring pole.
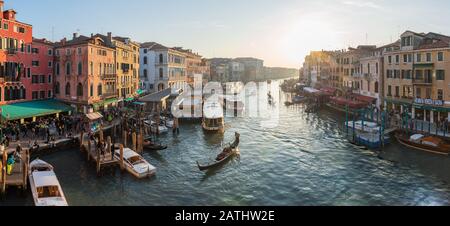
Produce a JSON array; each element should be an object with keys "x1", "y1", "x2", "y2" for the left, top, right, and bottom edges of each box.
[
  {"x1": 132, "y1": 132, "x2": 137, "y2": 151},
  {"x1": 119, "y1": 144, "x2": 124, "y2": 171}
]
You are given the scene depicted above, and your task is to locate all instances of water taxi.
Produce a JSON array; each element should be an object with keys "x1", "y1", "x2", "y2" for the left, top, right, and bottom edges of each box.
[
  {"x1": 115, "y1": 148, "x2": 156, "y2": 178},
  {"x1": 29, "y1": 159, "x2": 68, "y2": 206},
  {"x1": 395, "y1": 133, "x2": 450, "y2": 155},
  {"x1": 202, "y1": 100, "x2": 225, "y2": 133}
]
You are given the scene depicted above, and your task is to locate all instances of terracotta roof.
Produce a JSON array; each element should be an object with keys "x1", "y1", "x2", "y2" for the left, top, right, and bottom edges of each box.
[
  {"x1": 141, "y1": 42, "x2": 169, "y2": 50},
  {"x1": 54, "y1": 35, "x2": 92, "y2": 48},
  {"x1": 417, "y1": 39, "x2": 450, "y2": 50},
  {"x1": 32, "y1": 38, "x2": 54, "y2": 46}
]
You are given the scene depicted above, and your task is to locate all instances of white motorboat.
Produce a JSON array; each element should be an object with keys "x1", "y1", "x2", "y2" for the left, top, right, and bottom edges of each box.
[
  {"x1": 202, "y1": 100, "x2": 225, "y2": 133},
  {"x1": 115, "y1": 148, "x2": 156, "y2": 179},
  {"x1": 29, "y1": 159, "x2": 68, "y2": 206}
]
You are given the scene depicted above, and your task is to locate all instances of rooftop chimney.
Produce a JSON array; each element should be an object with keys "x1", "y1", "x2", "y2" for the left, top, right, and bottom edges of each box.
[
  {"x1": 0, "y1": 1, "x2": 4, "y2": 17},
  {"x1": 73, "y1": 32, "x2": 78, "y2": 39}
]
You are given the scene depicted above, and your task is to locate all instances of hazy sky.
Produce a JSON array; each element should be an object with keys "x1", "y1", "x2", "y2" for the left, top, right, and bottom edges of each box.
[{"x1": 5, "y1": 0, "x2": 450, "y2": 68}]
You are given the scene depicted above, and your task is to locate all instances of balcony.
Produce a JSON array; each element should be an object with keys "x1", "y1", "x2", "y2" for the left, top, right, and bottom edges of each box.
[
  {"x1": 102, "y1": 92, "x2": 118, "y2": 99},
  {"x1": 352, "y1": 73, "x2": 363, "y2": 78},
  {"x1": 101, "y1": 74, "x2": 117, "y2": 80},
  {"x1": 413, "y1": 77, "x2": 432, "y2": 85},
  {"x1": 7, "y1": 48, "x2": 18, "y2": 55}
]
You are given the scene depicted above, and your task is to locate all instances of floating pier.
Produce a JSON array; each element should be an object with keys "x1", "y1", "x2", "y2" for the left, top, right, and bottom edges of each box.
[{"x1": 0, "y1": 147, "x2": 30, "y2": 195}]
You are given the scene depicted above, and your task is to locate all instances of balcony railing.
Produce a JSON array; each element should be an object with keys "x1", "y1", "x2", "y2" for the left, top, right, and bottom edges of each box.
[
  {"x1": 101, "y1": 74, "x2": 117, "y2": 80},
  {"x1": 7, "y1": 48, "x2": 18, "y2": 55},
  {"x1": 413, "y1": 77, "x2": 432, "y2": 85},
  {"x1": 102, "y1": 92, "x2": 118, "y2": 99}
]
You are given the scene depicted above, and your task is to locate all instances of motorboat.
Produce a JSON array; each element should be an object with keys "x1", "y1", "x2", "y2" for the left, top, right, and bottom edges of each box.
[{"x1": 29, "y1": 159, "x2": 68, "y2": 206}]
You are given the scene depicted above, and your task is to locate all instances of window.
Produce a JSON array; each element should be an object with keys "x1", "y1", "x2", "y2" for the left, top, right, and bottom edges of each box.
[
  {"x1": 144, "y1": 56, "x2": 148, "y2": 65},
  {"x1": 403, "y1": 54, "x2": 408, "y2": 63},
  {"x1": 143, "y1": 69, "x2": 148, "y2": 78},
  {"x1": 438, "y1": 89, "x2": 444, "y2": 100},
  {"x1": 55, "y1": 63, "x2": 60, "y2": 75},
  {"x1": 416, "y1": 88, "x2": 421, "y2": 98},
  {"x1": 90, "y1": 62, "x2": 94, "y2": 75},
  {"x1": 408, "y1": 54, "x2": 412, "y2": 62},
  {"x1": 32, "y1": 75, "x2": 39, "y2": 84},
  {"x1": 159, "y1": 68, "x2": 163, "y2": 78},
  {"x1": 438, "y1": 52, "x2": 444, "y2": 61},
  {"x1": 3, "y1": 23, "x2": 8, "y2": 30},
  {"x1": 376, "y1": 63, "x2": 379, "y2": 74},
  {"x1": 388, "y1": 56, "x2": 392, "y2": 64},
  {"x1": 395, "y1": 86, "x2": 400, "y2": 97},
  {"x1": 144, "y1": 49, "x2": 148, "y2": 54},
  {"x1": 48, "y1": 90, "x2": 52, "y2": 98},
  {"x1": 66, "y1": 62, "x2": 71, "y2": 75},
  {"x1": 77, "y1": 83, "x2": 83, "y2": 97},
  {"x1": 415, "y1": 70, "x2": 423, "y2": 80},
  {"x1": 97, "y1": 84, "x2": 103, "y2": 96},
  {"x1": 55, "y1": 82, "x2": 60, "y2": 94},
  {"x1": 417, "y1": 53, "x2": 422, "y2": 62},
  {"x1": 27, "y1": 45, "x2": 31, "y2": 53},
  {"x1": 48, "y1": 75, "x2": 52, "y2": 83},
  {"x1": 18, "y1": 27, "x2": 25, "y2": 33},
  {"x1": 32, "y1": 61, "x2": 39, "y2": 67},
  {"x1": 436, "y1": 70, "x2": 445, "y2": 80},
  {"x1": 32, "y1": 48, "x2": 39, "y2": 54},
  {"x1": 77, "y1": 47, "x2": 82, "y2": 55},
  {"x1": 32, "y1": 91, "x2": 38, "y2": 100},
  {"x1": 159, "y1": 54, "x2": 164, "y2": 64},
  {"x1": 374, "y1": 82, "x2": 379, "y2": 93},
  {"x1": 426, "y1": 88, "x2": 432, "y2": 99},
  {"x1": 77, "y1": 62, "x2": 82, "y2": 76},
  {"x1": 48, "y1": 61, "x2": 52, "y2": 68},
  {"x1": 387, "y1": 85, "x2": 392, "y2": 96},
  {"x1": 40, "y1": 91, "x2": 46, "y2": 99},
  {"x1": 55, "y1": 50, "x2": 59, "y2": 56},
  {"x1": 90, "y1": 84, "x2": 94, "y2": 97},
  {"x1": 395, "y1": 55, "x2": 400, "y2": 64},
  {"x1": 40, "y1": 75, "x2": 46, "y2": 84},
  {"x1": 66, "y1": 49, "x2": 71, "y2": 56},
  {"x1": 65, "y1": 83, "x2": 71, "y2": 96},
  {"x1": 48, "y1": 49, "x2": 53, "y2": 56},
  {"x1": 27, "y1": 68, "x2": 31, "y2": 78},
  {"x1": 426, "y1": 53, "x2": 432, "y2": 62}
]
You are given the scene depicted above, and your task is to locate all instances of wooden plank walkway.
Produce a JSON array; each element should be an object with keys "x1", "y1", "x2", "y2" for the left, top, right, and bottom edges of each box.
[{"x1": 1, "y1": 150, "x2": 29, "y2": 194}]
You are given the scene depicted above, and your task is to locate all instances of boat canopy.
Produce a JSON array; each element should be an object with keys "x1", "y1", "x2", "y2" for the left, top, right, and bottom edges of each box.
[
  {"x1": 330, "y1": 97, "x2": 368, "y2": 109},
  {"x1": 33, "y1": 171, "x2": 59, "y2": 188},
  {"x1": 86, "y1": 112, "x2": 103, "y2": 121},
  {"x1": 353, "y1": 94, "x2": 377, "y2": 104},
  {"x1": 320, "y1": 87, "x2": 337, "y2": 95},
  {"x1": 304, "y1": 87, "x2": 321, "y2": 94},
  {"x1": 203, "y1": 101, "x2": 224, "y2": 119},
  {"x1": 410, "y1": 134, "x2": 425, "y2": 141}
]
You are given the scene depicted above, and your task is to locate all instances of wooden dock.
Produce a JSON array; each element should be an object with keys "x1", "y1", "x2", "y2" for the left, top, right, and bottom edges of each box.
[
  {"x1": 1, "y1": 148, "x2": 30, "y2": 195},
  {"x1": 80, "y1": 132, "x2": 120, "y2": 175}
]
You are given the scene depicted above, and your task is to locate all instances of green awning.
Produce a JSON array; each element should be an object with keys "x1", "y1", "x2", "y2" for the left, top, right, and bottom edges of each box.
[
  {"x1": 0, "y1": 99, "x2": 73, "y2": 121},
  {"x1": 93, "y1": 98, "x2": 118, "y2": 109},
  {"x1": 414, "y1": 63, "x2": 434, "y2": 68},
  {"x1": 413, "y1": 104, "x2": 450, "y2": 112},
  {"x1": 136, "y1": 89, "x2": 144, "y2": 95},
  {"x1": 125, "y1": 97, "x2": 134, "y2": 102},
  {"x1": 385, "y1": 97, "x2": 413, "y2": 106}
]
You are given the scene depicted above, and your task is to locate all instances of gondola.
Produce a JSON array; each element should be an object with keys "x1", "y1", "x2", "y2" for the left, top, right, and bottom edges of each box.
[
  {"x1": 197, "y1": 133, "x2": 240, "y2": 171},
  {"x1": 143, "y1": 137, "x2": 167, "y2": 151},
  {"x1": 395, "y1": 132, "x2": 450, "y2": 155}
]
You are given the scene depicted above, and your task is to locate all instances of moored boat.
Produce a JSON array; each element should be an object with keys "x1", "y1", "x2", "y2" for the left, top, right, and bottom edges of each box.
[
  {"x1": 29, "y1": 159, "x2": 68, "y2": 206},
  {"x1": 395, "y1": 132, "x2": 450, "y2": 155},
  {"x1": 114, "y1": 148, "x2": 156, "y2": 178},
  {"x1": 197, "y1": 133, "x2": 240, "y2": 171},
  {"x1": 202, "y1": 100, "x2": 225, "y2": 133},
  {"x1": 143, "y1": 138, "x2": 168, "y2": 151}
]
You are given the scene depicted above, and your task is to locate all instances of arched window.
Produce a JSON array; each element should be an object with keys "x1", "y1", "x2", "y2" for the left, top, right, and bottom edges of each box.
[
  {"x1": 55, "y1": 82, "x2": 60, "y2": 94},
  {"x1": 158, "y1": 83, "x2": 164, "y2": 91},
  {"x1": 143, "y1": 69, "x2": 148, "y2": 78},
  {"x1": 66, "y1": 62, "x2": 71, "y2": 75},
  {"x1": 90, "y1": 84, "x2": 94, "y2": 97},
  {"x1": 13, "y1": 87, "x2": 18, "y2": 100},
  {"x1": 65, "y1": 83, "x2": 71, "y2": 96},
  {"x1": 159, "y1": 68, "x2": 163, "y2": 78},
  {"x1": 77, "y1": 83, "x2": 83, "y2": 97},
  {"x1": 55, "y1": 62, "x2": 60, "y2": 75},
  {"x1": 375, "y1": 82, "x2": 379, "y2": 93},
  {"x1": 143, "y1": 56, "x2": 148, "y2": 65},
  {"x1": 4, "y1": 87, "x2": 9, "y2": 101},
  {"x1": 77, "y1": 62, "x2": 82, "y2": 76},
  {"x1": 159, "y1": 54, "x2": 164, "y2": 64},
  {"x1": 20, "y1": 86, "x2": 25, "y2": 99},
  {"x1": 97, "y1": 84, "x2": 103, "y2": 96}
]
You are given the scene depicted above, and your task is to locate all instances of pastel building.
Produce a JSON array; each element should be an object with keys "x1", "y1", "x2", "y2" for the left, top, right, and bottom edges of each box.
[
  {"x1": 0, "y1": 0, "x2": 32, "y2": 105},
  {"x1": 54, "y1": 33, "x2": 116, "y2": 113},
  {"x1": 140, "y1": 42, "x2": 187, "y2": 93}
]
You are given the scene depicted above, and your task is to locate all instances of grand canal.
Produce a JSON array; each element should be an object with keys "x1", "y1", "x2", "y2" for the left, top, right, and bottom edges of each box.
[{"x1": 2, "y1": 82, "x2": 450, "y2": 206}]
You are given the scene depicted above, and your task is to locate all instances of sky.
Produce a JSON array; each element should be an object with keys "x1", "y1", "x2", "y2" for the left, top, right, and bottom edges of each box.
[{"x1": 5, "y1": 0, "x2": 450, "y2": 68}]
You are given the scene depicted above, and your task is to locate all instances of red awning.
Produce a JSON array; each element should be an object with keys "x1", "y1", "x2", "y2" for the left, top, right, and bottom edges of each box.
[
  {"x1": 320, "y1": 87, "x2": 337, "y2": 94},
  {"x1": 330, "y1": 97, "x2": 368, "y2": 109},
  {"x1": 353, "y1": 94, "x2": 377, "y2": 104}
]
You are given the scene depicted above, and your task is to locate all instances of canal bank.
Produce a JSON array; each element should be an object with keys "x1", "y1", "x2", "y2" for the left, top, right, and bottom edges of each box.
[{"x1": 2, "y1": 89, "x2": 450, "y2": 206}]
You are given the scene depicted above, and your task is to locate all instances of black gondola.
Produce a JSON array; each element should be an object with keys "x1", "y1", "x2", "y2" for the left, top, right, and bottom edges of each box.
[{"x1": 197, "y1": 132, "x2": 240, "y2": 171}]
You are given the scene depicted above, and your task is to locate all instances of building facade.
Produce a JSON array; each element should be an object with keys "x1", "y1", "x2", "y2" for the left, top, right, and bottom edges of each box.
[
  {"x1": 29, "y1": 38, "x2": 54, "y2": 101},
  {"x1": 384, "y1": 31, "x2": 450, "y2": 124},
  {"x1": 54, "y1": 34, "x2": 116, "y2": 113},
  {"x1": 357, "y1": 48, "x2": 384, "y2": 108},
  {"x1": 0, "y1": 1, "x2": 32, "y2": 105},
  {"x1": 140, "y1": 42, "x2": 187, "y2": 93},
  {"x1": 111, "y1": 35, "x2": 140, "y2": 99},
  {"x1": 234, "y1": 57, "x2": 264, "y2": 82}
]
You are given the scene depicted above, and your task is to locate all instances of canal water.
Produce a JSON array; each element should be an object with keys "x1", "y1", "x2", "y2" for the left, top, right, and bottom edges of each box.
[{"x1": 2, "y1": 82, "x2": 450, "y2": 206}]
